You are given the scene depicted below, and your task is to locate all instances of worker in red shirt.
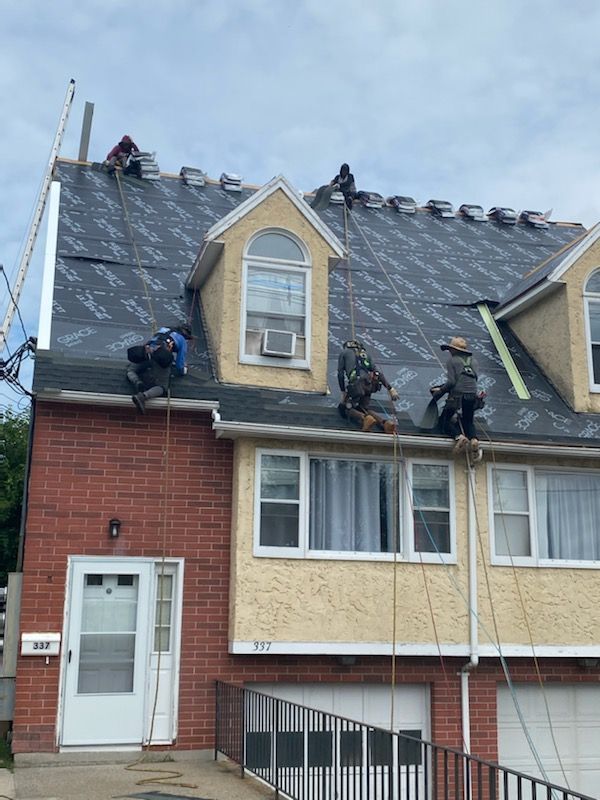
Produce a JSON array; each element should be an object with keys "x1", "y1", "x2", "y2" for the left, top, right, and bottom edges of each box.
[{"x1": 104, "y1": 135, "x2": 140, "y2": 177}]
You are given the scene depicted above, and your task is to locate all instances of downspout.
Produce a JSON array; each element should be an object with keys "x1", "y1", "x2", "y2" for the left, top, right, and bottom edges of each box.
[{"x1": 461, "y1": 463, "x2": 479, "y2": 758}]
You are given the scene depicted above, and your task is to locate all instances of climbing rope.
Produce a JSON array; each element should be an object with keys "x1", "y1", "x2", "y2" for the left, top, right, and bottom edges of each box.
[{"x1": 350, "y1": 206, "x2": 559, "y2": 778}]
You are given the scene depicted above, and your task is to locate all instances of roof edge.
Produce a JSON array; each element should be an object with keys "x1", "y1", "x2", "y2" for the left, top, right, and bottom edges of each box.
[
  {"x1": 35, "y1": 389, "x2": 219, "y2": 412},
  {"x1": 212, "y1": 417, "x2": 600, "y2": 458}
]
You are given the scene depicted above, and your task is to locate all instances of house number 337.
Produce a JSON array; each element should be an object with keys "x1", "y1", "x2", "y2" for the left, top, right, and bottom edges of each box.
[{"x1": 252, "y1": 641, "x2": 272, "y2": 652}]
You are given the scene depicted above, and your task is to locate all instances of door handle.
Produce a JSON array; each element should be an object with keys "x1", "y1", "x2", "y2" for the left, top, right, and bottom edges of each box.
[{"x1": 68, "y1": 649, "x2": 72, "y2": 663}]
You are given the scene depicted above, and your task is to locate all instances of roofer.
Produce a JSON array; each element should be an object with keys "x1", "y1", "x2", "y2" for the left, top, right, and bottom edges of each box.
[
  {"x1": 330, "y1": 163, "x2": 357, "y2": 210},
  {"x1": 126, "y1": 324, "x2": 192, "y2": 414},
  {"x1": 338, "y1": 339, "x2": 399, "y2": 433},
  {"x1": 430, "y1": 336, "x2": 482, "y2": 454},
  {"x1": 105, "y1": 135, "x2": 141, "y2": 177}
]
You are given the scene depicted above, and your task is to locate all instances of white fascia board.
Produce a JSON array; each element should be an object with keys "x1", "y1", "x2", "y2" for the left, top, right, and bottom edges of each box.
[
  {"x1": 231, "y1": 640, "x2": 600, "y2": 658},
  {"x1": 230, "y1": 640, "x2": 470, "y2": 656},
  {"x1": 212, "y1": 418, "x2": 600, "y2": 459},
  {"x1": 495, "y1": 222, "x2": 600, "y2": 321},
  {"x1": 494, "y1": 280, "x2": 563, "y2": 321},
  {"x1": 186, "y1": 240, "x2": 224, "y2": 289},
  {"x1": 37, "y1": 181, "x2": 61, "y2": 349},
  {"x1": 36, "y1": 389, "x2": 219, "y2": 412}
]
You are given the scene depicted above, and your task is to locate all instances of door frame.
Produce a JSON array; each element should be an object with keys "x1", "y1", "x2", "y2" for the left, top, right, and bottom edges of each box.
[{"x1": 57, "y1": 556, "x2": 184, "y2": 750}]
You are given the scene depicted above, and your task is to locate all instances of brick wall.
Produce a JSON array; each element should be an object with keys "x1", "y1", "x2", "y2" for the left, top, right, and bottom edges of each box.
[{"x1": 12, "y1": 401, "x2": 600, "y2": 761}]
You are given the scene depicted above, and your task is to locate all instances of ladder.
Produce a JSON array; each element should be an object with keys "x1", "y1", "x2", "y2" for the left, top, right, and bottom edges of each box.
[{"x1": 0, "y1": 78, "x2": 76, "y2": 353}]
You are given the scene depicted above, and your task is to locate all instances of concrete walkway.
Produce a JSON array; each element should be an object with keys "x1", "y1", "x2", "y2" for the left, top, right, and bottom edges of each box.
[{"x1": 3, "y1": 753, "x2": 274, "y2": 800}]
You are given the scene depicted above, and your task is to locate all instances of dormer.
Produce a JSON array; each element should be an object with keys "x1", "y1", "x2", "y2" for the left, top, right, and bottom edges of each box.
[
  {"x1": 494, "y1": 223, "x2": 600, "y2": 412},
  {"x1": 186, "y1": 175, "x2": 344, "y2": 392}
]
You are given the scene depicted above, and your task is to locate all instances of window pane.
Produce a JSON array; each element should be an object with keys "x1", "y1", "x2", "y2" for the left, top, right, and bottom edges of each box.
[
  {"x1": 260, "y1": 502, "x2": 299, "y2": 547},
  {"x1": 248, "y1": 232, "x2": 305, "y2": 262},
  {"x1": 536, "y1": 471, "x2": 600, "y2": 560},
  {"x1": 247, "y1": 267, "x2": 306, "y2": 320},
  {"x1": 261, "y1": 456, "x2": 299, "y2": 500},
  {"x1": 494, "y1": 513, "x2": 531, "y2": 556},
  {"x1": 78, "y1": 633, "x2": 135, "y2": 694},
  {"x1": 586, "y1": 272, "x2": 600, "y2": 294},
  {"x1": 309, "y1": 459, "x2": 399, "y2": 552},
  {"x1": 593, "y1": 344, "x2": 600, "y2": 384},
  {"x1": 589, "y1": 301, "x2": 600, "y2": 341},
  {"x1": 412, "y1": 464, "x2": 449, "y2": 507},
  {"x1": 247, "y1": 312, "x2": 305, "y2": 335},
  {"x1": 493, "y1": 470, "x2": 528, "y2": 513},
  {"x1": 414, "y1": 510, "x2": 450, "y2": 553}
]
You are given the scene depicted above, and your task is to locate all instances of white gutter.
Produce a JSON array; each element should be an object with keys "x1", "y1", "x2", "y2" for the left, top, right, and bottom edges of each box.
[
  {"x1": 36, "y1": 389, "x2": 219, "y2": 412},
  {"x1": 212, "y1": 416, "x2": 600, "y2": 459},
  {"x1": 37, "y1": 181, "x2": 61, "y2": 349}
]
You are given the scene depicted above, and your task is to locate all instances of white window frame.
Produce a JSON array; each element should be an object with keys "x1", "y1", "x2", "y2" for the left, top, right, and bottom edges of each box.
[
  {"x1": 583, "y1": 268, "x2": 600, "y2": 392},
  {"x1": 240, "y1": 228, "x2": 311, "y2": 370},
  {"x1": 253, "y1": 449, "x2": 456, "y2": 563},
  {"x1": 489, "y1": 463, "x2": 600, "y2": 568}
]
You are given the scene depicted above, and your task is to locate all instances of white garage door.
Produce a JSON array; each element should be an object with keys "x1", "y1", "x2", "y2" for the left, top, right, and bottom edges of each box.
[
  {"x1": 498, "y1": 683, "x2": 600, "y2": 796},
  {"x1": 250, "y1": 682, "x2": 429, "y2": 738}
]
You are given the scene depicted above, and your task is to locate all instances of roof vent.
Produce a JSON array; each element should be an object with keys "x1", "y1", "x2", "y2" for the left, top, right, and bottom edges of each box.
[
  {"x1": 426, "y1": 199, "x2": 454, "y2": 218},
  {"x1": 180, "y1": 166, "x2": 206, "y2": 187},
  {"x1": 220, "y1": 172, "x2": 242, "y2": 192},
  {"x1": 387, "y1": 195, "x2": 417, "y2": 214},
  {"x1": 330, "y1": 191, "x2": 346, "y2": 204},
  {"x1": 357, "y1": 191, "x2": 385, "y2": 209},
  {"x1": 519, "y1": 209, "x2": 550, "y2": 229},
  {"x1": 459, "y1": 204, "x2": 486, "y2": 221},
  {"x1": 261, "y1": 329, "x2": 296, "y2": 358},
  {"x1": 488, "y1": 207, "x2": 517, "y2": 225},
  {"x1": 131, "y1": 152, "x2": 160, "y2": 181}
]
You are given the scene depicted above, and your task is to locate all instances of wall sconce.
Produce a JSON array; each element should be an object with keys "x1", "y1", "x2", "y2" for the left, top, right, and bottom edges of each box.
[{"x1": 108, "y1": 518, "x2": 121, "y2": 539}]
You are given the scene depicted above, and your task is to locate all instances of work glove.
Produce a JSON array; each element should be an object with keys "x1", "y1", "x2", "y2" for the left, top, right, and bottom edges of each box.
[
  {"x1": 430, "y1": 386, "x2": 443, "y2": 401},
  {"x1": 388, "y1": 387, "x2": 399, "y2": 401}
]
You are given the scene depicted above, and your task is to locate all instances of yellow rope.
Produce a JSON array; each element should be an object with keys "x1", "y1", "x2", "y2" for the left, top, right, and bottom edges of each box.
[{"x1": 115, "y1": 169, "x2": 157, "y2": 334}]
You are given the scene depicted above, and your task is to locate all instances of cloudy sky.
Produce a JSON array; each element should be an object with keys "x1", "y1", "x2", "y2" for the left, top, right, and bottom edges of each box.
[{"x1": 1, "y1": 0, "x2": 600, "y2": 410}]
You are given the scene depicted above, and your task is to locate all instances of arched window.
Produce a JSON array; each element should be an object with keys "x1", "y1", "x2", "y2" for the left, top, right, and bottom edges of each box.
[
  {"x1": 584, "y1": 270, "x2": 600, "y2": 389},
  {"x1": 242, "y1": 229, "x2": 311, "y2": 366}
]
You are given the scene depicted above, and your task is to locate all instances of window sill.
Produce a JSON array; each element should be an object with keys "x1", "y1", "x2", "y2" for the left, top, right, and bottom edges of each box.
[
  {"x1": 492, "y1": 557, "x2": 600, "y2": 569},
  {"x1": 254, "y1": 549, "x2": 456, "y2": 564},
  {"x1": 240, "y1": 355, "x2": 310, "y2": 370}
]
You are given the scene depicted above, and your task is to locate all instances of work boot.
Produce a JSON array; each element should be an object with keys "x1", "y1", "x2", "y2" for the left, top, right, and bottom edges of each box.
[
  {"x1": 470, "y1": 438, "x2": 480, "y2": 453},
  {"x1": 362, "y1": 414, "x2": 377, "y2": 432},
  {"x1": 453, "y1": 434, "x2": 468, "y2": 453},
  {"x1": 383, "y1": 419, "x2": 397, "y2": 434},
  {"x1": 132, "y1": 392, "x2": 146, "y2": 414}
]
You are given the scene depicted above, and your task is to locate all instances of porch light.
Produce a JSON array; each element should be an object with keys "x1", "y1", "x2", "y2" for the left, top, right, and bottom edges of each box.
[{"x1": 108, "y1": 518, "x2": 121, "y2": 539}]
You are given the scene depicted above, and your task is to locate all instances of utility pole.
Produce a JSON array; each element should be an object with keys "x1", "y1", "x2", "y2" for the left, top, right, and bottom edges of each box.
[{"x1": 0, "y1": 78, "x2": 76, "y2": 353}]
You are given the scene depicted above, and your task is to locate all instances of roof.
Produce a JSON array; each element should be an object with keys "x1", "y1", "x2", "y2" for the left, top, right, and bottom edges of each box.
[{"x1": 34, "y1": 159, "x2": 600, "y2": 447}]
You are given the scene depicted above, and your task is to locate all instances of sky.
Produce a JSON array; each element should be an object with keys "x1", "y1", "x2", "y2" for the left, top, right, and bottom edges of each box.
[{"x1": 2, "y1": 0, "x2": 600, "y2": 411}]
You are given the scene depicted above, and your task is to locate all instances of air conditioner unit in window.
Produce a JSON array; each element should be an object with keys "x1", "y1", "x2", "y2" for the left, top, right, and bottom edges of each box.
[{"x1": 261, "y1": 329, "x2": 296, "y2": 358}]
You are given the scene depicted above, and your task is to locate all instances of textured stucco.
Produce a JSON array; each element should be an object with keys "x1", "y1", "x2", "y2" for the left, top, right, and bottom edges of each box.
[
  {"x1": 229, "y1": 438, "x2": 470, "y2": 648},
  {"x1": 199, "y1": 189, "x2": 335, "y2": 392},
  {"x1": 230, "y1": 440, "x2": 600, "y2": 651},
  {"x1": 510, "y1": 238, "x2": 600, "y2": 412}
]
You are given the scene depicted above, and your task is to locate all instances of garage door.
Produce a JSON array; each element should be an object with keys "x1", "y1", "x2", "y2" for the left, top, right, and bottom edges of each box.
[
  {"x1": 247, "y1": 682, "x2": 429, "y2": 799},
  {"x1": 250, "y1": 682, "x2": 429, "y2": 737},
  {"x1": 498, "y1": 683, "x2": 600, "y2": 796}
]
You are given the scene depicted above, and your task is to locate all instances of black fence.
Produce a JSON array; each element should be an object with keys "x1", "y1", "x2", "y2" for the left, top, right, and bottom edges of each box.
[{"x1": 215, "y1": 681, "x2": 595, "y2": 800}]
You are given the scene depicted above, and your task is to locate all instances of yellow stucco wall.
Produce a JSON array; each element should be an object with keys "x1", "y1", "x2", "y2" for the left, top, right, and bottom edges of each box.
[
  {"x1": 199, "y1": 189, "x2": 335, "y2": 392},
  {"x1": 509, "y1": 239, "x2": 600, "y2": 412},
  {"x1": 229, "y1": 440, "x2": 600, "y2": 650}
]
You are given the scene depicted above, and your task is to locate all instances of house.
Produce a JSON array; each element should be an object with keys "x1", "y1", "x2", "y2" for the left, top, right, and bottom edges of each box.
[{"x1": 11, "y1": 155, "x2": 600, "y2": 794}]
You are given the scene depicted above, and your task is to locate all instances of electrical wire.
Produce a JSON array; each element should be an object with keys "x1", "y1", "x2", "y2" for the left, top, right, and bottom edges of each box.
[{"x1": 0, "y1": 266, "x2": 28, "y2": 344}]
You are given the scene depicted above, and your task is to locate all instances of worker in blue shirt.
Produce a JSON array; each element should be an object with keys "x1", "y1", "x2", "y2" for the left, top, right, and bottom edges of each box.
[{"x1": 126, "y1": 324, "x2": 192, "y2": 414}]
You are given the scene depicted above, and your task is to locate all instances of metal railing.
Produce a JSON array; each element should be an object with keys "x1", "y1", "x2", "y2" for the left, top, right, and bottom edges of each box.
[{"x1": 215, "y1": 681, "x2": 595, "y2": 800}]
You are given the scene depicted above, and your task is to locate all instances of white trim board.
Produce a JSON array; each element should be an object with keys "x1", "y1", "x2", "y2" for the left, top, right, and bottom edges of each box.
[
  {"x1": 230, "y1": 640, "x2": 600, "y2": 658},
  {"x1": 37, "y1": 181, "x2": 62, "y2": 349}
]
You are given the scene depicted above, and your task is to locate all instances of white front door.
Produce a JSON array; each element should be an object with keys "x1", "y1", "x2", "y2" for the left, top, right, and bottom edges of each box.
[{"x1": 61, "y1": 560, "x2": 153, "y2": 746}]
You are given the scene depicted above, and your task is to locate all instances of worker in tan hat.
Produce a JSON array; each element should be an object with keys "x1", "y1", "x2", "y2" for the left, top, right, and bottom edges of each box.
[{"x1": 430, "y1": 336, "x2": 480, "y2": 454}]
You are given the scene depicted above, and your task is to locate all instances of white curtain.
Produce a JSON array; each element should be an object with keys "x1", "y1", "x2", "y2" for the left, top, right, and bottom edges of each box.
[
  {"x1": 309, "y1": 459, "x2": 398, "y2": 552},
  {"x1": 536, "y1": 471, "x2": 600, "y2": 560}
]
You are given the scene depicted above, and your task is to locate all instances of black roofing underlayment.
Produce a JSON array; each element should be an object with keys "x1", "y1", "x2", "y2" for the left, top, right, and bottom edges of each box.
[{"x1": 35, "y1": 160, "x2": 600, "y2": 445}]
